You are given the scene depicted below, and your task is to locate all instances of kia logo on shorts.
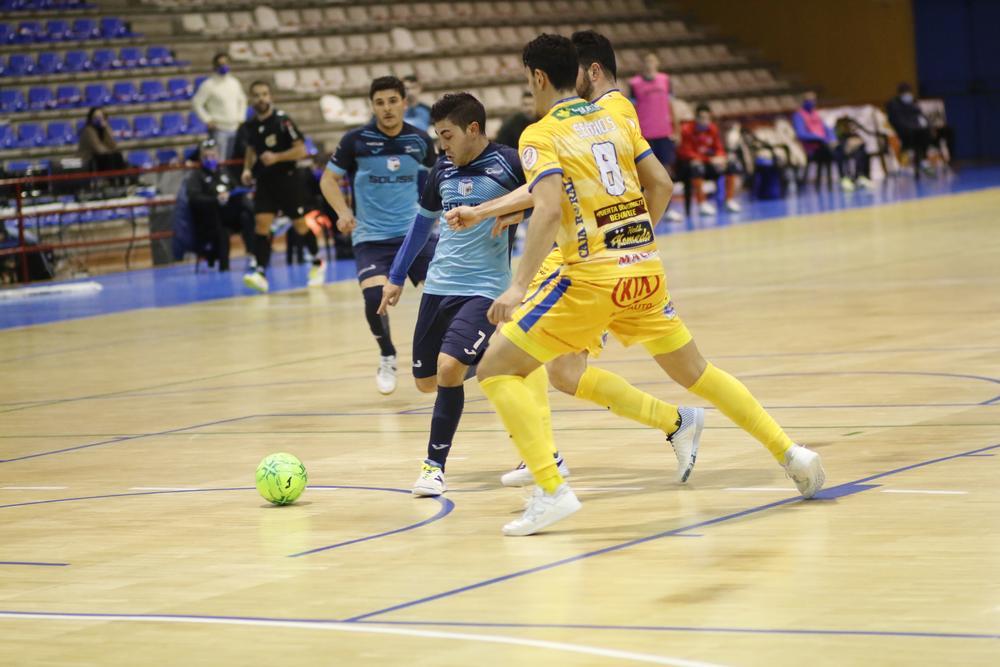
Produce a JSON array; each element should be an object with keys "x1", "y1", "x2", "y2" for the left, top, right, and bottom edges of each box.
[{"x1": 611, "y1": 275, "x2": 662, "y2": 308}]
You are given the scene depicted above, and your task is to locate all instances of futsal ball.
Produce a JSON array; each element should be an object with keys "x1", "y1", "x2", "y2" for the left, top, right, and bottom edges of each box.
[{"x1": 255, "y1": 453, "x2": 308, "y2": 505}]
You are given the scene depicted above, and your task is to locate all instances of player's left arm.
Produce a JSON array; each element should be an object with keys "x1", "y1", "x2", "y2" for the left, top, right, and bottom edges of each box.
[{"x1": 487, "y1": 174, "x2": 561, "y2": 325}]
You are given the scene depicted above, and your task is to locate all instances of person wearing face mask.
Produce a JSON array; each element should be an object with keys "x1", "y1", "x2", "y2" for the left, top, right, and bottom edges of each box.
[
  {"x1": 676, "y1": 103, "x2": 742, "y2": 215},
  {"x1": 886, "y1": 82, "x2": 946, "y2": 179},
  {"x1": 185, "y1": 138, "x2": 242, "y2": 272},
  {"x1": 792, "y1": 91, "x2": 852, "y2": 190},
  {"x1": 78, "y1": 107, "x2": 127, "y2": 176},
  {"x1": 496, "y1": 90, "x2": 536, "y2": 149},
  {"x1": 192, "y1": 53, "x2": 247, "y2": 162}
]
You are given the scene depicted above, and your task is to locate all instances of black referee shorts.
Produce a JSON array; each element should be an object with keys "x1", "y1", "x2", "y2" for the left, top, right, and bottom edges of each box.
[{"x1": 253, "y1": 170, "x2": 310, "y2": 219}]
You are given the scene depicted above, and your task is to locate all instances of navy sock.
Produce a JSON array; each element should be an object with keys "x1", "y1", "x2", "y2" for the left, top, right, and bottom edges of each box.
[
  {"x1": 303, "y1": 230, "x2": 321, "y2": 263},
  {"x1": 253, "y1": 233, "x2": 271, "y2": 271},
  {"x1": 427, "y1": 385, "x2": 465, "y2": 469},
  {"x1": 362, "y1": 285, "x2": 396, "y2": 357}
]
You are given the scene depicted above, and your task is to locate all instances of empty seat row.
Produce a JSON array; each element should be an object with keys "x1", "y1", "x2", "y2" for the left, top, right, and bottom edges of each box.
[
  {"x1": 0, "y1": 18, "x2": 135, "y2": 44},
  {"x1": 0, "y1": 77, "x2": 203, "y2": 112},
  {"x1": 0, "y1": 0, "x2": 91, "y2": 10},
  {"x1": 1, "y1": 46, "x2": 179, "y2": 77},
  {"x1": 0, "y1": 112, "x2": 208, "y2": 150}
]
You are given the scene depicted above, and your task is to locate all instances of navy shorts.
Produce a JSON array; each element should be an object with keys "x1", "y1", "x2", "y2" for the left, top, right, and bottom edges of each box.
[
  {"x1": 648, "y1": 137, "x2": 677, "y2": 169},
  {"x1": 353, "y1": 236, "x2": 437, "y2": 285},
  {"x1": 412, "y1": 294, "x2": 495, "y2": 379}
]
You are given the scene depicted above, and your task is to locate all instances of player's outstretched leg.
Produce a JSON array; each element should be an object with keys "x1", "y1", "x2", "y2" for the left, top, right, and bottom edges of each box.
[
  {"x1": 361, "y1": 282, "x2": 397, "y2": 394},
  {"x1": 412, "y1": 354, "x2": 468, "y2": 497},
  {"x1": 243, "y1": 214, "x2": 273, "y2": 293},
  {"x1": 291, "y1": 218, "x2": 326, "y2": 288},
  {"x1": 654, "y1": 339, "x2": 826, "y2": 498}
]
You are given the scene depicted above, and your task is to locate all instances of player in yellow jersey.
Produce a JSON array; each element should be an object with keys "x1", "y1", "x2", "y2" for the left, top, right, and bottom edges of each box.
[
  {"x1": 476, "y1": 34, "x2": 826, "y2": 536},
  {"x1": 450, "y1": 31, "x2": 702, "y2": 488}
]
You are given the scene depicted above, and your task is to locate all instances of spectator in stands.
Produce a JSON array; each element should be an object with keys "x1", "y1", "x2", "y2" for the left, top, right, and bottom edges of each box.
[
  {"x1": 676, "y1": 103, "x2": 742, "y2": 215},
  {"x1": 833, "y1": 117, "x2": 873, "y2": 189},
  {"x1": 186, "y1": 138, "x2": 241, "y2": 272},
  {"x1": 402, "y1": 75, "x2": 432, "y2": 132},
  {"x1": 78, "y1": 107, "x2": 127, "y2": 175},
  {"x1": 192, "y1": 53, "x2": 247, "y2": 161},
  {"x1": 886, "y1": 82, "x2": 952, "y2": 179},
  {"x1": 792, "y1": 91, "x2": 852, "y2": 190},
  {"x1": 629, "y1": 52, "x2": 682, "y2": 221},
  {"x1": 496, "y1": 90, "x2": 534, "y2": 149}
]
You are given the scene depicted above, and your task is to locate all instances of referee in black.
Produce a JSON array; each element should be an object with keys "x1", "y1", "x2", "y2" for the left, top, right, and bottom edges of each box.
[{"x1": 241, "y1": 80, "x2": 325, "y2": 293}]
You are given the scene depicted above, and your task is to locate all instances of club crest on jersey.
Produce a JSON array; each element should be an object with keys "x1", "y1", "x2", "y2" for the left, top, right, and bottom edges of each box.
[
  {"x1": 459, "y1": 178, "x2": 474, "y2": 196},
  {"x1": 521, "y1": 146, "x2": 538, "y2": 169},
  {"x1": 386, "y1": 156, "x2": 401, "y2": 172}
]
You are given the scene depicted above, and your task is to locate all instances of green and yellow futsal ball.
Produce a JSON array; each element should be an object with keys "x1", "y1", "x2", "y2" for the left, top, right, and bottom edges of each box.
[{"x1": 255, "y1": 453, "x2": 308, "y2": 505}]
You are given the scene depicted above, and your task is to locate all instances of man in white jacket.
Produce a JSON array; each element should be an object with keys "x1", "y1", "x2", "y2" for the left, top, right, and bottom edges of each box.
[{"x1": 192, "y1": 53, "x2": 247, "y2": 161}]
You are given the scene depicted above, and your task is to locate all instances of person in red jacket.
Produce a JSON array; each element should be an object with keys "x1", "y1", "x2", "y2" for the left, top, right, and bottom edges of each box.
[{"x1": 676, "y1": 103, "x2": 741, "y2": 216}]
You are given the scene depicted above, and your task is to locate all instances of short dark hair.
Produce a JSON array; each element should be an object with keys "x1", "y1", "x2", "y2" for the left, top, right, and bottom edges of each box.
[
  {"x1": 402, "y1": 74, "x2": 419, "y2": 84},
  {"x1": 522, "y1": 33, "x2": 578, "y2": 91},
  {"x1": 430, "y1": 92, "x2": 486, "y2": 132},
  {"x1": 572, "y1": 30, "x2": 617, "y2": 80},
  {"x1": 521, "y1": 90, "x2": 532, "y2": 99},
  {"x1": 695, "y1": 103, "x2": 712, "y2": 116},
  {"x1": 898, "y1": 82, "x2": 912, "y2": 94},
  {"x1": 249, "y1": 80, "x2": 270, "y2": 93},
  {"x1": 212, "y1": 52, "x2": 228, "y2": 67},
  {"x1": 370, "y1": 76, "x2": 406, "y2": 100}
]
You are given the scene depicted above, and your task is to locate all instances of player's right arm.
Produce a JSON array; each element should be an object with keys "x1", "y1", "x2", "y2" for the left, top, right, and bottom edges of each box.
[
  {"x1": 321, "y1": 134, "x2": 357, "y2": 233},
  {"x1": 241, "y1": 145, "x2": 256, "y2": 186},
  {"x1": 444, "y1": 183, "x2": 532, "y2": 233}
]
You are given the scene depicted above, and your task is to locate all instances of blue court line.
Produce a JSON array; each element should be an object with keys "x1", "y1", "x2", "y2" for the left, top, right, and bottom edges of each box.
[
  {"x1": 356, "y1": 619, "x2": 1000, "y2": 642},
  {"x1": 0, "y1": 561, "x2": 68, "y2": 567},
  {"x1": 345, "y1": 441, "x2": 1000, "y2": 622},
  {"x1": 0, "y1": 485, "x2": 452, "y2": 558},
  {"x1": 0, "y1": 610, "x2": 996, "y2": 642}
]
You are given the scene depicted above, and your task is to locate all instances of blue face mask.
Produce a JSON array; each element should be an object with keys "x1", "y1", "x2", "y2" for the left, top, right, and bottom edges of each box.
[
  {"x1": 216, "y1": 65, "x2": 230, "y2": 75},
  {"x1": 696, "y1": 122, "x2": 709, "y2": 131},
  {"x1": 202, "y1": 157, "x2": 218, "y2": 171},
  {"x1": 802, "y1": 100, "x2": 816, "y2": 111},
  {"x1": 900, "y1": 92, "x2": 914, "y2": 104}
]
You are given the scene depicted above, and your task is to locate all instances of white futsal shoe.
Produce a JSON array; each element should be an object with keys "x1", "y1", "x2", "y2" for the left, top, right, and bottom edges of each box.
[
  {"x1": 412, "y1": 461, "x2": 446, "y2": 497},
  {"x1": 668, "y1": 406, "x2": 704, "y2": 483},
  {"x1": 242, "y1": 270, "x2": 269, "y2": 293},
  {"x1": 502, "y1": 484, "x2": 582, "y2": 536},
  {"x1": 307, "y1": 259, "x2": 326, "y2": 287},
  {"x1": 376, "y1": 355, "x2": 397, "y2": 394},
  {"x1": 782, "y1": 444, "x2": 826, "y2": 499},
  {"x1": 699, "y1": 201, "x2": 717, "y2": 216},
  {"x1": 501, "y1": 457, "x2": 571, "y2": 487}
]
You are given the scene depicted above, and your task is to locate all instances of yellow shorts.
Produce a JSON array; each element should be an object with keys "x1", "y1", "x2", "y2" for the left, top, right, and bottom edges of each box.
[
  {"x1": 526, "y1": 247, "x2": 564, "y2": 294},
  {"x1": 502, "y1": 271, "x2": 692, "y2": 363}
]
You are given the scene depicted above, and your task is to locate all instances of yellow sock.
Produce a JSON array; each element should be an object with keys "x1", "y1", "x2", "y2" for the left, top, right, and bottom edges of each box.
[
  {"x1": 575, "y1": 366, "x2": 681, "y2": 434},
  {"x1": 480, "y1": 374, "x2": 563, "y2": 492},
  {"x1": 523, "y1": 366, "x2": 554, "y2": 450},
  {"x1": 687, "y1": 363, "x2": 793, "y2": 462}
]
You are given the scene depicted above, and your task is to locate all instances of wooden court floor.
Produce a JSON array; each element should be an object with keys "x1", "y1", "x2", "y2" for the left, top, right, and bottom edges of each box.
[{"x1": 2, "y1": 189, "x2": 999, "y2": 666}]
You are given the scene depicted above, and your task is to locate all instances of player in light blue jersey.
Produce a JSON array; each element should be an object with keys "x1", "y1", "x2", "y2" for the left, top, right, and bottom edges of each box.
[
  {"x1": 321, "y1": 76, "x2": 438, "y2": 395},
  {"x1": 379, "y1": 93, "x2": 526, "y2": 496}
]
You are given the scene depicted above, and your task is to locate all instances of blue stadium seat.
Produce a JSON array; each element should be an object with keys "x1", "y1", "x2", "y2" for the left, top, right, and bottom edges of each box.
[
  {"x1": 34, "y1": 51, "x2": 60, "y2": 74},
  {"x1": 132, "y1": 115, "x2": 158, "y2": 139},
  {"x1": 0, "y1": 89, "x2": 26, "y2": 113},
  {"x1": 155, "y1": 148, "x2": 178, "y2": 165},
  {"x1": 112, "y1": 81, "x2": 138, "y2": 104},
  {"x1": 27, "y1": 86, "x2": 53, "y2": 110},
  {"x1": 5, "y1": 160, "x2": 32, "y2": 176},
  {"x1": 166, "y1": 78, "x2": 191, "y2": 100},
  {"x1": 56, "y1": 84, "x2": 81, "y2": 107},
  {"x1": 119, "y1": 46, "x2": 143, "y2": 68},
  {"x1": 146, "y1": 45, "x2": 174, "y2": 67},
  {"x1": 15, "y1": 21, "x2": 41, "y2": 44},
  {"x1": 107, "y1": 117, "x2": 130, "y2": 139},
  {"x1": 71, "y1": 18, "x2": 98, "y2": 41},
  {"x1": 45, "y1": 19, "x2": 70, "y2": 41},
  {"x1": 127, "y1": 150, "x2": 153, "y2": 169},
  {"x1": 62, "y1": 50, "x2": 89, "y2": 72},
  {"x1": 186, "y1": 111, "x2": 207, "y2": 135},
  {"x1": 83, "y1": 83, "x2": 110, "y2": 107},
  {"x1": 139, "y1": 80, "x2": 166, "y2": 103},
  {"x1": 159, "y1": 112, "x2": 184, "y2": 136},
  {"x1": 0, "y1": 124, "x2": 13, "y2": 149},
  {"x1": 16, "y1": 123, "x2": 45, "y2": 148},
  {"x1": 6, "y1": 53, "x2": 34, "y2": 76},
  {"x1": 45, "y1": 120, "x2": 75, "y2": 146},
  {"x1": 91, "y1": 49, "x2": 117, "y2": 71},
  {"x1": 99, "y1": 18, "x2": 130, "y2": 39}
]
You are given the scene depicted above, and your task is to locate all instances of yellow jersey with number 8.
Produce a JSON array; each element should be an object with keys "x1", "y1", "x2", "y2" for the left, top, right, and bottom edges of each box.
[{"x1": 518, "y1": 97, "x2": 661, "y2": 280}]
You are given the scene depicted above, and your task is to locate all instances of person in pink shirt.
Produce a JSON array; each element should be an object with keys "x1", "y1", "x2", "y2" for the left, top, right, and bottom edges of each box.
[{"x1": 629, "y1": 52, "x2": 682, "y2": 221}]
